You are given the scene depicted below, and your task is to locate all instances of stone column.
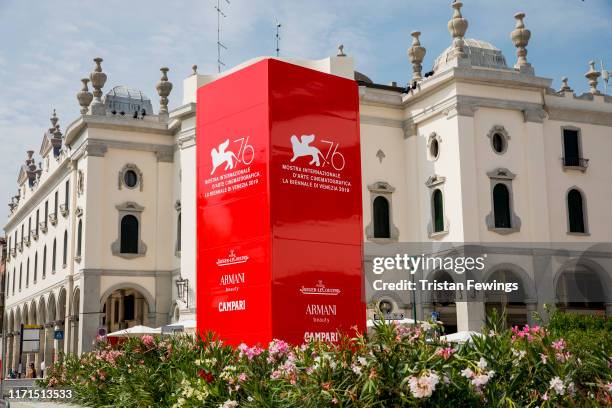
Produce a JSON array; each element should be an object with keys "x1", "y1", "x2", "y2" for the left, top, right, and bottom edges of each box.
[
  {"x1": 13, "y1": 332, "x2": 20, "y2": 375},
  {"x1": 80, "y1": 273, "x2": 101, "y2": 354},
  {"x1": 70, "y1": 317, "x2": 79, "y2": 354},
  {"x1": 44, "y1": 324, "x2": 54, "y2": 368},
  {"x1": 118, "y1": 292, "x2": 125, "y2": 326},
  {"x1": 6, "y1": 334, "x2": 13, "y2": 377}
]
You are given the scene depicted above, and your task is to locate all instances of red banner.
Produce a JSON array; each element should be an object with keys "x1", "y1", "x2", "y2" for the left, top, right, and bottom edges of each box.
[{"x1": 196, "y1": 59, "x2": 364, "y2": 345}]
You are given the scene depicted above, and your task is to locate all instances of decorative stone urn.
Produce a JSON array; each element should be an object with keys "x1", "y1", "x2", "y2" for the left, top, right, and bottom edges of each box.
[
  {"x1": 407, "y1": 31, "x2": 426, "y2": 81},
  {"x1": 447, "y1": 1, "x2": 468, "y2": 59},
  {"x1": 89, "y1": 57, "x2": 107, "y2": 115},
  {"x1": 510, "y1": 12, "x2": 531, "y2": 71},
  {"x1": 76, "y1": 78, "x2": 93, "y2": 115},
  {"x1": 156, "y1": 67, "x2": 173, "y2": 120},
  {"x1": 585, "y1": 61, "x2": 602, "y2": 95}
]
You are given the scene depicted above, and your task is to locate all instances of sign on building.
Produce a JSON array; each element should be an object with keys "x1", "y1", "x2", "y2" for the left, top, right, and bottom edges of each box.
[
  {"x1": 21, "y1": 324, "x2": 42, "y2": 353},
  {"x1": 196, "y1": 59, "x2": 365, "y2": 345}
]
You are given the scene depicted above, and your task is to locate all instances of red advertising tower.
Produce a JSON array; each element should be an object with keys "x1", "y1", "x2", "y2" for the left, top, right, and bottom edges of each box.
[{"x1": 196, "y1": 59, "x2": 364, "y2": 345}]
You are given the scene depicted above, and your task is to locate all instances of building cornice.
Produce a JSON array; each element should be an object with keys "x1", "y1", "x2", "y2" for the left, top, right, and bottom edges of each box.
[
  {"x1": 545, "y1": 106, "x2": 612, "y2": 127},
  {"x1": 64, "y1": 114, "x2": 172, "y2": 146},
  {"x1": 71, "y1": 138, "x2": 174, "y2": 163}
]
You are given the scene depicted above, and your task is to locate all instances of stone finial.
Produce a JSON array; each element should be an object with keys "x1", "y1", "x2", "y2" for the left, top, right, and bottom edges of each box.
[
  {"x1": 585, "y1": 61, "x2": 602, "y2": 95},
  {"x1": 192, "y1": 64, "x2": 198, "y2": 76},
  {"x1": 89, "y1": 57, "x2": 108, "y2": 115},
  {"x1": 156, "y1": 67, "x2": 173, "y2": 120},
  {"x1": 510, "y1": 12, "x2": 532, "y2": 72},
  {"x1": 50, "y1": 109, "x2": 58, "y2": 129},
  {"x1": 337, "y1": 44, "x2": 346, "y2": 57},
  {"x1": 407, "y1": 31, "x2": 426, "y2": 81},
  {"x1": 560, "y1": 76, "x2": 572, "y2": 92},
  {"x1": 76, "y1": 78, "x2": 93, "y2": 115},
  {"x1": 447, "y1": 1, "x2": 468, "y2": 59}
]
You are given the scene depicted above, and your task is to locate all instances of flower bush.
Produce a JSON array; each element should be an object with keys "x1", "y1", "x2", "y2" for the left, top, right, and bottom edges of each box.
[{"x1": 39, "y1": 311, "x2": 611, "y2": 407}]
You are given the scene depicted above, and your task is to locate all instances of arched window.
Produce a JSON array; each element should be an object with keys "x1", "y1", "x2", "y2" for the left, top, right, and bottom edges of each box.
[
  {"x1": 493, "y1": 183, "x2": 511, "y2": 228},
  {"x1": 373, "y1": 196, "x2": 390, "y2": 238},
  {"x1": 52, "y1": 239, "x2": 57, "y2": 272},
  {"x1": 77, "y1": 220, "x2": 83, "y2": 257},
  {"x1": 120, "y1": 215, "x2": 139, "y2": 254},
  {"x1": 568, "y1": 189, "x2": 586, "y2": 233},
  {"x1": 62, "y1": 230, "x2": 68, "y2": 266},
  {"x1": 176, "y1": 213, "x2": 181, "y2": 252},
  {"x1": 26, "y1": 258, "x2": 30, "y2": 288},
  {"x1": 34, "y1": 252, "x2": 38, "y2": 283},
  {"x1": 42, "y1": 245, "x2": 47, "y2": 278},
  {"x1": 432, "y1": 189, "x2": 444, "y2": 233}
]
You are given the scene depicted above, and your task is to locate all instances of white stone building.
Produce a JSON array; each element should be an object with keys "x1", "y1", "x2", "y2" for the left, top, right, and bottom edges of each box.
[{"x1": 2, "y1": 2, "x2": 611, "y2": 376}]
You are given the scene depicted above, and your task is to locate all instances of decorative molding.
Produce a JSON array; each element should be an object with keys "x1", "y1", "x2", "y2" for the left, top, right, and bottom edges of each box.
[
  {"x1": 111, "y1": 202, "x2": 147, "y2": 259},
  {"x1": 486, "y1": 125, "x2": 510, "y2": 154},
  {"x1": 118, "y1": 163, "x2": 143, "y2": 191},
  {"x1": 485, "y1": 168, "x2": 521, "y2": 234},
  {"x1": 375, "y1": 149, "x2": 386, "y2": 163},
  {"x1": 426, "y1": 132, "x2": 442, "y2": 161},
  {"x1": 75, "y1": 207, "x2": 83, "y2": 218},
  {"x1": 546, "y1": 107, "x2": 612, "y2": 127},
  {"x1": 77, "y1": 170, "x2": 85, "y2": 195},
  {"x1": 359, "y1": 115, "x2": 403, "y2": 128},
  {"x1": 174, "y1": 200, "x2": 182, "y2": 212},
  {"x1": 48, "y1": 213, "x2": 58, "y2": 226},
  {"x1": 486, "y1": 167, "x2": 516, "y2": 180},
  {"x1": 365, "y1": 181, "x2": 400, "y2": 243},
  {"x1": 59, "y1": 203, "x2": 69, "y2": 217},
  {"x1": 425, "y1": 174, "x2": 446, "y2": 188}
]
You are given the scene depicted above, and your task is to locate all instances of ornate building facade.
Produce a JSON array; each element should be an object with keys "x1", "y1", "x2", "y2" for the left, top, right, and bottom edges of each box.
[{"x1": 2, "y1": 2, "x2": 611, "y2": 376}]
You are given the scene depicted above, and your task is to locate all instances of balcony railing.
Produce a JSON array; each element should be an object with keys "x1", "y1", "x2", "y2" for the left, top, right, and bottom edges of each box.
[{"x1": 561, "y1": 157, "x2": 589, "y2": 171}]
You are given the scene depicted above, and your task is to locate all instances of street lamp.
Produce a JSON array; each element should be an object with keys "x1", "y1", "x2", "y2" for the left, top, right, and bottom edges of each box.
[{"x1": 175, "y1": 277, "x2": 189, "y2": 305}]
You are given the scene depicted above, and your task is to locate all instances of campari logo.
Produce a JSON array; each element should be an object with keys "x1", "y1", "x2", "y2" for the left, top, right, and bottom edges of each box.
[
  {"x1": 299, "y1": 280, "x2": 341, "y2": 296},
  {"x1": 289, "y1": 134, "x2": 345, "y2": 171},
  {"x1": 216, "y1": 249, "x2": 249, "y2": 267},
  {"x1": 210, "y1": 137, "x2": 254, "y2": 175}
]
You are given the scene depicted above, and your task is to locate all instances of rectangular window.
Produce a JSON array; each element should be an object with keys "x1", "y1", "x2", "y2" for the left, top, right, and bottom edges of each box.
[{"x1": 563, "y1": 129, "x2": 580, "y2": 166}]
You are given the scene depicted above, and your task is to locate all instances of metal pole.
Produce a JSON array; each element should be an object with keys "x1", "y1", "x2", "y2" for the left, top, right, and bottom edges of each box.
[{"x1": 18, "y1": 324, "x2": 22, "y2": 379}]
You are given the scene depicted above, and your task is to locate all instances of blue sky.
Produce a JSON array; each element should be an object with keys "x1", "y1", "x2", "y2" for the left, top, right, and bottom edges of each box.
[{"x1": 0, "y1": 0, "x2": 610, "y2": 223}]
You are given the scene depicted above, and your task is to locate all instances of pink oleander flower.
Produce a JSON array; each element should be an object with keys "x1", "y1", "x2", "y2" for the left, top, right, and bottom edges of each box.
[
  {"x1": 268, "y1": 339, "x2": 290, "y2": 357},
  {"x1": 436, "y1": 347, "x2": 454, "y2": 360},
  {"x1": 270, "y1": 370, "x2": 281, "y2": 380},
  {"x1": 141, "y1": 334, "x2": 155, "y2": 347},
  {"x1": 552, "y1": 339, "x2": 566, "y2": 351},
  {"x1": 331, "y1": 398, "x2": 338, "y2": 405},
  {"x1": 408, "y1": 371, "x2": 440, "y2": 399},
  {"x1": 540, "y1": 353, "x2": 548, "y2": 364},
  {"x1": 238, "y1": 343, "x2": 264, "y2": 360},
  {"x1": 238, "y1": 372, "x2": 248, "y2": 382}
]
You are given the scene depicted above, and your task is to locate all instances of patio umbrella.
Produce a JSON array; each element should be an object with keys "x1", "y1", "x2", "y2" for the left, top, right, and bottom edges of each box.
[{"x1": 107, "y1": 325, "x2": 161, "y2": 338}]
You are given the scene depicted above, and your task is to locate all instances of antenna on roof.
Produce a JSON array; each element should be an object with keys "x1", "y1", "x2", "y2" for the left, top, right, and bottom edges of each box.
[
  {"x1": 275, "y1": 18, "x2": 282, "y2": 57},
  {"x1": 601, "y1": 60, "x2": 609, "y2": 94},
  {"x1": 214, "y1": 0, "x2": 230, "y2": 73}
]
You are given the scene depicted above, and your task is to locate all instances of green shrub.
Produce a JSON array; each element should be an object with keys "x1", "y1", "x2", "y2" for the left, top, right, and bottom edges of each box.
[{"x1": 38, "y1": 315, "x2": 612, "y2": 407}]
